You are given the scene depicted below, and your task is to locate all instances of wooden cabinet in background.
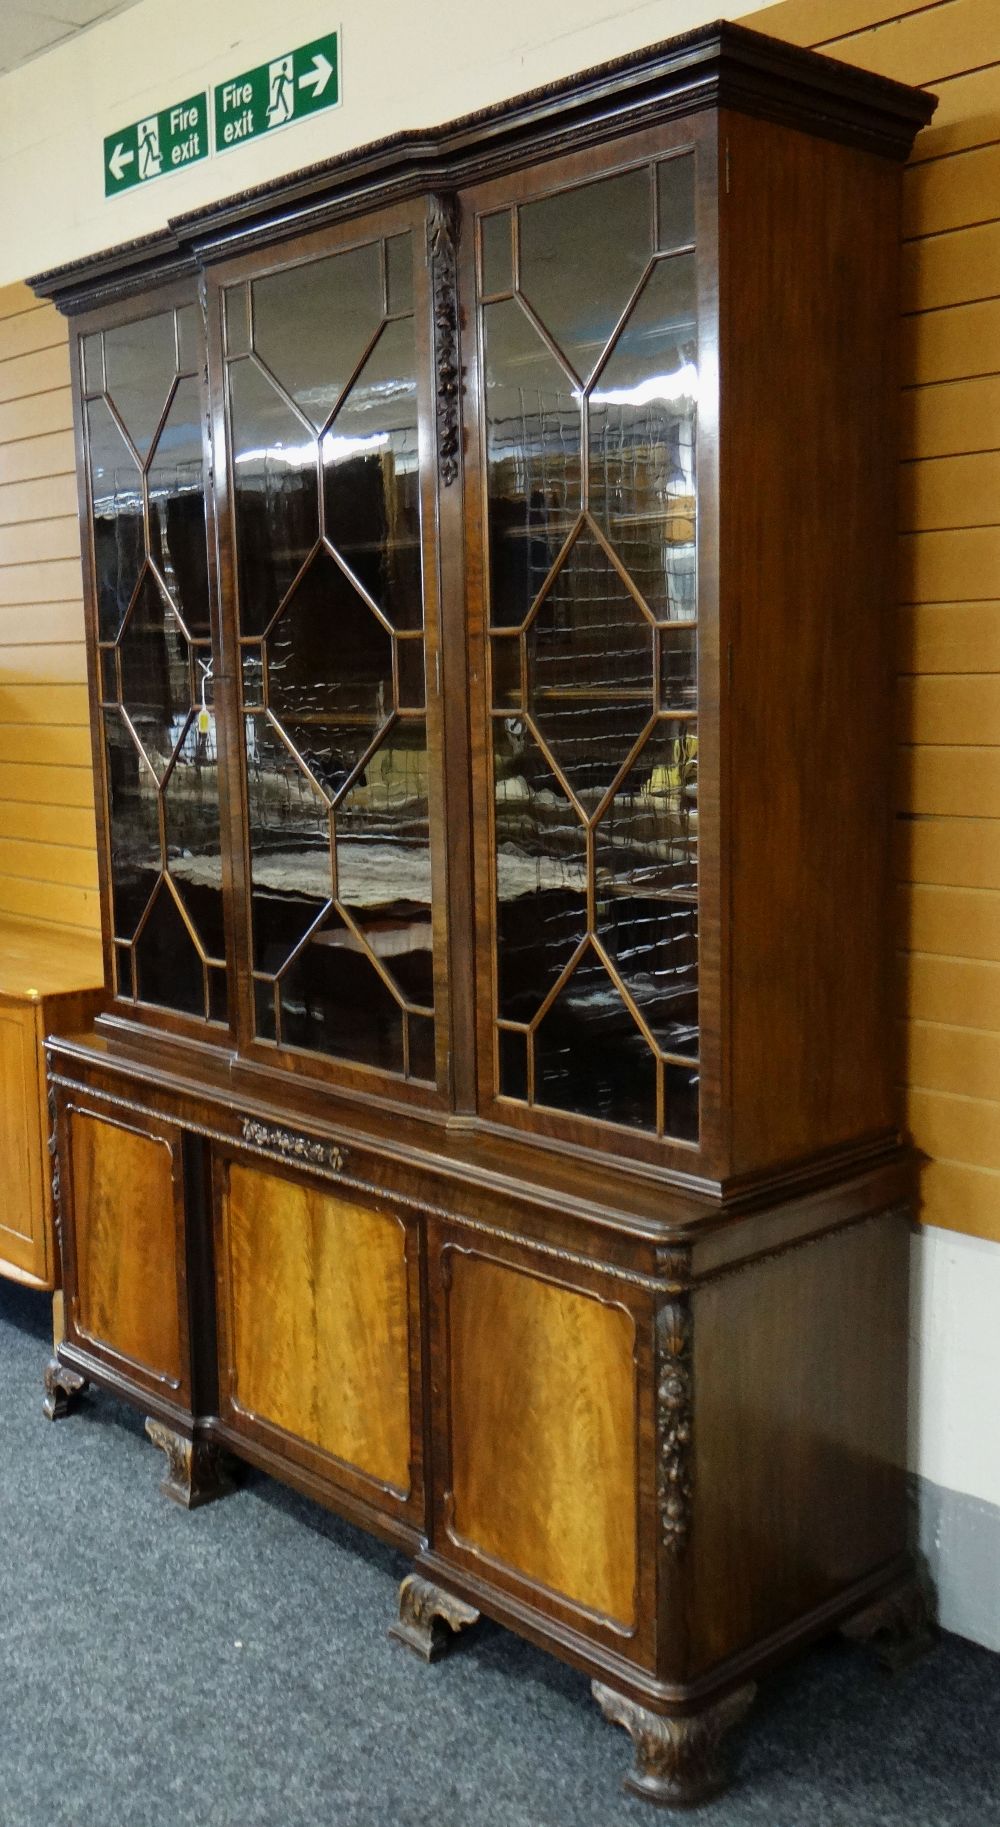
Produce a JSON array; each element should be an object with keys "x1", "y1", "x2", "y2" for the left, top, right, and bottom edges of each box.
[
  {"x1": 0, "y1": 917, "x2": 104, "y2": 1289},
  {"x1": 32, "y1": 24, "x2": 936, "y2": 1810}
]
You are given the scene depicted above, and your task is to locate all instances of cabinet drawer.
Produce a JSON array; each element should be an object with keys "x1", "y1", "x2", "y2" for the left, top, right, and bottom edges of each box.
[{"x1": 215, "y1": 1156, "x2": 422, "y2": 1517}]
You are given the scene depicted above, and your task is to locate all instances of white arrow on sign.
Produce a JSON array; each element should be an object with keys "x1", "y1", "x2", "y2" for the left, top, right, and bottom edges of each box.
[
  {"x1": 298, "y1": 52, "x2": 333, "y2": 99},
  {"x1": 108, "y1": 142, "x2": 134, "y2": 182}
]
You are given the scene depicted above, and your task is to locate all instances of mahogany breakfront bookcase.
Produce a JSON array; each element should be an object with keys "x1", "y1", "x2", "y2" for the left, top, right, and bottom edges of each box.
[{"x1": 31, "y1": 25, "x2": 934, "y2": 1808}]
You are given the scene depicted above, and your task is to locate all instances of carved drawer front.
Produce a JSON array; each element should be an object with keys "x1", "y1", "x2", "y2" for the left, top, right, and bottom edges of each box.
[
  {"x1": 445, "y1": 1251, "x2": 638, "y2": 1628},
  {"x1": 67, "y1": 1107, "x2": 185, "y2": 1390},
  {"x1": 219, "y1": 1162, "x2": 412, "y2": 1497}
]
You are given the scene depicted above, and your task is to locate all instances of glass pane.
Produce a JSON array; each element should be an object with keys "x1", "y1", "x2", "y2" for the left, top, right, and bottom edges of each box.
[
  {"x1": 230, "y1": 357, "x2": 318, "y2": 636},
  {"x1": 519, "y1": 168, "x2": 651, "y2": 383},
  {"x1": 104, "y1": 711, "x2": 161, "y2": 940},
  {"x1": 484, "y1": 296, "x2": 581, "y2": 628},
  {"x1": 494, "y1": 720, "x2": 586, "y2": 1023},
  {"x1": 135, "y1": 882, "x2": 204, "y2": 1016},
  {"x1": 165, "y1": 718, "x2": 227, "y2": 967},
  {"x1": 386, "y1": 233, "x2": 413, "y2": 315},
  {"x1": 100, "y1": 646, "x2": 117, "y2": 703},
  {"x1": 241, "y1": 647, "x2": 264, "y2": 708},
  {"x1": 322, "y1": 316, "x2": 422, "y2": 633},
  {"x1": 491, "y1": 636, "x2": 522, "y2": 710},
  {"x1": 225, "y1": 284, "x2": 250, "y2": 357},
  {"x1": 115, "y1": 944, "x2": 133, "y2": 1000},
  {"x1": 336, "y1": 722, "x2": 433, "y2": 1011},
  {"x1": 397, "y1": 639, "x2": 425, "y2": 710},
  {"x1": 252, "y1": 240, "x2": 383, "y2": 429},
  {"x1": 245, "y1": 715, "x2": 332, "y2": 978},
  {"x1": 665, "y1": 1063, "x2": 699, "y2": 1142},
  {"x1": 104, "y1": 312, "x2": 177, "y2": 459},
  {"x1": 527, "y1": 531, "x2": 654, "y2": 803},
  {"x1": 660, "y1": 626, "x2": 697, "y2": 709},
  {"x1": 87, "y1": 397, "x2": 144, "y2": 640},
  {"x1": 176, "y1": 303, "x2": 199, "y2": 375},
  {"x1": 481, "y1": 211, "x2": 513, "y2": 296},
  {"x1": 82, "y1": 332, "x2": 104, "y2": 397},
  {"x1": 409, "y1": 1013, "x2": 436, "y2": 1082},
  {"x1": 589, "y1": 255, "x2": 698, "y2": 622},
  {"x1": 267, "y1": 546, "x2": 393, "y2": 732},
  {"x1": 657, "y1": 154, "x2": 695, "y2": 252},
  {"x1": 279, "y1": 917, "x2": 404, "y2": 1072},
  {"x1": 254, "y1": 977, "x2": 277, "y2": 1041},
  {"x1": 533, "y1": 948, "x2": 657, "y2": 1130},
  {"x1": 147, "y1": 374, "x2": 210, "y2": 639},
  {"x1": 119, "y1": 570, "x2": 192, "y2": 781},
  {"x1": 498, "y1": 1027, "x2": 528, "y2": 1100}
]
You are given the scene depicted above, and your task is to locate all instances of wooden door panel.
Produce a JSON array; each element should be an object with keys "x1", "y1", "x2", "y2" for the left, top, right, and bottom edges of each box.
[
  {"x1": 445, "y1": 1250, "x2": 638, "y2": 1628},
  {"x1": 0, "y1": 1001, "x2": 44, "y2": 1276},
  {"x1": 222, "y1": 1162, "x2": 412, "y2": 1496},
  {"x1": 69, "y1": 1108, "x2": 184, "y2": 1387}
]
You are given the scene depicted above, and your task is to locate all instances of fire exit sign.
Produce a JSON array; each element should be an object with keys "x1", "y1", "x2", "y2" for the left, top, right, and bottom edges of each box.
[
  {"x1": 214, "y1": 32, "x2": 340, "y2": 152},
  {"x1": 104, "y1": 92, "x2": 209, "y2": 197}
]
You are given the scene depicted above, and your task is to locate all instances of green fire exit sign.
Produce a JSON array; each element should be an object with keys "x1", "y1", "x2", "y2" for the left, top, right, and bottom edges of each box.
[
  {"x1": 214, "y1": 31, "x2": 340, "y2": 151},
  {"x1": 104, "y1": 92, "x2": 209, "y2": 197}
]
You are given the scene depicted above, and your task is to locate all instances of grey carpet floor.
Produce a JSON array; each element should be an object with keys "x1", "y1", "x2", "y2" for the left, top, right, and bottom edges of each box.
[{"x1": 1, "y1": 1281, "x2": 998, "y2": 1827}]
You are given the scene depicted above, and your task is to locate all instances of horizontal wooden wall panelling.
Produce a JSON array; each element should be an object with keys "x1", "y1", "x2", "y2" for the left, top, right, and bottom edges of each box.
[
  {"x1": 902, "y1": 374, "x2": 1000, "y2": 458},
  {"x1": 0, "y1": 279, "x2": 96, "y2": 935},
  {"x1": 750, "y1": 0, "x2": 1000, "y2": 1243},
  {"x1": 901, "y1": 951, "x2": 1000, "y2": 1030},
  {"x1": 897, "y1": 815, "x2": 1000, "y2": 889},
  {"x1": 899, "y1": 603, "x2": 1000, "y2": 674},
  {"x1": 917, "y1": 1157, "x2": 1000, "y2": 1242},
  {"x1": 899, "y1": 451, "x2": 1000, "y2": 530},
  {"x1": 899, "y1": 675, "x2": 1000, "y2": 745},
  {"x1": 0, "y1": 430, "x2": 75, "y2": 485},
  {"x1": 902, "y1": 219, "x2": 1000, "y2": 314},
  {"x1": 0, "y1": 474, "x2": 79, "y2": 525},
  {"x1": 0, "y1": 643, "x2": 88, "y2": 685}
]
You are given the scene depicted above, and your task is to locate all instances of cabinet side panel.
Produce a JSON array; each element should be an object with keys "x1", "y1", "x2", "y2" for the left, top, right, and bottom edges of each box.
[
  {"x1": 721, "y1": 112, "x2": 900, "y2": 1173},
  {"x1": 686, "y1": 1209, "x2": 909, "y2": 1675},
  {"x1": 0, "y1": 1003, "x2": 45, "y2": 1275},
  {"x1": 222, "y1": 1163, "x2": 411, "y2": 1494},
  {"x1": 446, "y1": 1251, "x2": 638, "y2": 1626},
  {"x1": 70, "y1": 1108, "x2": 182, "y2": 1381}
]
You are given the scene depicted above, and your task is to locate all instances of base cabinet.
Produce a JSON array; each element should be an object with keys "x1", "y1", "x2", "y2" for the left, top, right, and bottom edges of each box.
[{"x1": 44, "y1": 1046, "x2": 926, "y2": 1806}]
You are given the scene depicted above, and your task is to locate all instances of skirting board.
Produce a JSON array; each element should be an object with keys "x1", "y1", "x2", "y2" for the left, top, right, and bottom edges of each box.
[{"x1": 912, "y1": 1474, "x2": 1000, "y2": 1654}]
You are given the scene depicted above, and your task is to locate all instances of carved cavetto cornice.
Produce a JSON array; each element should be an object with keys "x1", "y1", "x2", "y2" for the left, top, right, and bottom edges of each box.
[{"x1": 29, "y1": 22, "x2": 934, "y2": 313}]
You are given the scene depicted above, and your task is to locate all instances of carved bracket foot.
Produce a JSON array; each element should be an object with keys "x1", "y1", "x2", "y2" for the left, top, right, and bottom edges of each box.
[
  {"x1": 43, "y1": 1357, "x2": 89, "y2": 1421},
  {"x1": 389, "y1": 1573, "x2": 480, "y2": 1662},
  {"x1": 144, "y1": 1419, "x2": 236, "y2": 1510},
  {"x1": 592, "y1": 1681, "x2": 756, "y2": 1809},
  {"x1": 840, "y1": 1576, "x2": 936, "y2": 1672}
]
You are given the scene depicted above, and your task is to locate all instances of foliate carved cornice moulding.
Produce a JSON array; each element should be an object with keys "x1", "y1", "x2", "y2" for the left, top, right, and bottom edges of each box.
[
  {"x1": 428, "y1": 194, "x2": 461, "y2": 486},
  {"x1": 240, "y1": 1117, "x2": 346, "y2": 1173},
  {"x1": 657, "y1": 1295, "x2": 693, "y2": 1555}
]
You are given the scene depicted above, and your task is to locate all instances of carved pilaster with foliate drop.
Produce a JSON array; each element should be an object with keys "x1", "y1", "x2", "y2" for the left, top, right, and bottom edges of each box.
[{"x1": 427, "y1": 194, "x2": 461, "y2": 486}]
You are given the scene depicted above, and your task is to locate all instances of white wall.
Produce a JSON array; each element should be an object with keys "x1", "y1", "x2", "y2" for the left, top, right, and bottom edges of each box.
[
  {"x1": 911, "y1": 1227, "x2": 1000, "y2": 1509},
  {"x1": 0, "y1": 0, "x2": 773, "y2": 287}
]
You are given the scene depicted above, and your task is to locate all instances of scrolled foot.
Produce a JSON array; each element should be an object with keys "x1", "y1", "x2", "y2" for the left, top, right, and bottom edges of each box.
[
  {"x1": 388, "y1": 1573, "x2": 480, "y2": 1662},
  {"x1": 144, "y1": 1418, "x2": 236, "y2": 1510},
  {"x1": 840, "y1": 1576, "x2": 935, "y2": 1672},
  {"x1": 592, "y1": 1680, "x2": 756, "y2": 1809},
  {"x1": 43, "y1": 1356, "x2": 89, "y2": 1421}
]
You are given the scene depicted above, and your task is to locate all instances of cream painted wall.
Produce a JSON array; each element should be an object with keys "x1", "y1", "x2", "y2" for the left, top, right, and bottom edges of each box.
[{"x1": 0, "y1": 0, "x2": 773, "y2": 286}]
